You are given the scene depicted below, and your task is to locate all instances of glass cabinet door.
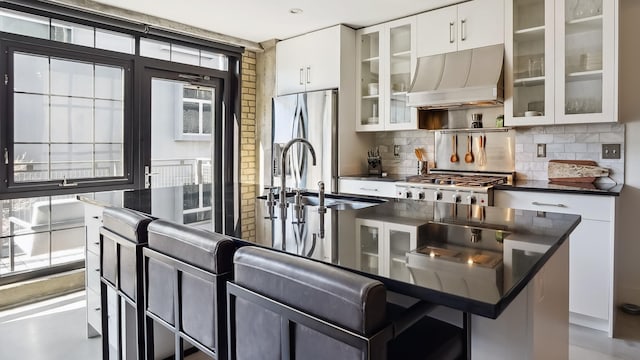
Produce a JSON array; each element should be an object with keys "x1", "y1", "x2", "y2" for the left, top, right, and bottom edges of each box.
[
  {"x1": 386, "y1": 223, "x2": 417, "y2": 282},
  {"x1": 355, "y1": 219, "x2": 383, "y2": 275},
  {"x1": 385, "y1": 19, "x2": 417, "y2": 130},
  {"x1": 506, "y1": 0, "x2": 554, "y2": 126},
  {"x1": 557, "y1": 0, "x2": 615, "y2": 123},
  {"x1": 356, "y1": 27, "x2": 383, "y2": 131}
]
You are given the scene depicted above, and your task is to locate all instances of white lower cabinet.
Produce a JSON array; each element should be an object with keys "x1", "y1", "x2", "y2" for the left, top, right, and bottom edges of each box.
[
  {"x1": 355, "y1": 217, "x2": 426, "y2": 282},
  {"x1": 494, "y1": 189, "x2": 616, "y2": 335},
  {"x1": 84, "y1": 202, "x2": 104, "y2": 338},
  {"x1": 338, "y1": 178, "x2": 397, "y2": 198}
]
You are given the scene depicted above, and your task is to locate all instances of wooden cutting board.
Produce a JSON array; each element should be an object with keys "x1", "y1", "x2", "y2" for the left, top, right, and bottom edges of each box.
[{"x1": 548, "y1": 160, "x2": 609, "y2": 183}]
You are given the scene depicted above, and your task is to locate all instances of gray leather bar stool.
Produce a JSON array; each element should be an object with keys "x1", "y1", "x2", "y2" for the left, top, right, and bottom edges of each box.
[
  {"x1": 100, "y1": 207, "x2": 153, "y2": 360},
  {"x1": 144, "y1": 219, "x2": 235, "y2": 360},
  {"x1": 227, "y1": 246, "x2": 463, "y2": 360}
]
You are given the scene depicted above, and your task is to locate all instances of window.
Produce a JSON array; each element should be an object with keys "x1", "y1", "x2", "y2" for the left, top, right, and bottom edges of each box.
[
  {"x1": 11, "y1": 51, "x2": 126, "y2": 185},
  {"x1": 180, "y1": 85, "x2": 213, "y2": 139}
]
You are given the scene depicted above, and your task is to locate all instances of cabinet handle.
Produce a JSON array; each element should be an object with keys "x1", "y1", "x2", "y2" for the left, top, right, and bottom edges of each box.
[
  {"x1": 299, "y1": 68, "x2": 304, "y2": 85},
  {"x1": 92, "y1": 216, "x2": 99, "y2": 220},
  {"x1": 94, "y1": 307, "x2": 101, "y2": 311},
  {"x1": 460, "y1": 19, "x2": 467, "y2": 41},
  {"x1": 359, "y1": 187, "x2": 379, "y2": 192},
  {"x1": 306, "y1": 66, "x2": 311, "y2": 84},
  {"x1": 93, "y1": 241, "x2": 99, "y2": 245},
  {"x1": 449, "y1": 22, "x2": 455, "y2": 43},
  {"x1": 531, "y1": 201, "x2": 566, "y2": 208},
  {"x1": 95, "y1": 268, "x2": 100, "y2": 272}
]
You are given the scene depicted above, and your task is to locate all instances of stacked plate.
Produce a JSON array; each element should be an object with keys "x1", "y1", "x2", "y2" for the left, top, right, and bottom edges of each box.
[{"x1": 580, "y1": 53, "x2": 602, "y2": 71}]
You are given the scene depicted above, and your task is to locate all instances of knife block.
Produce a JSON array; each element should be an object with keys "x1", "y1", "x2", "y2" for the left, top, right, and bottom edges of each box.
[{"x1": 368, "y1": 157, "x2": 382, "y2": 175}]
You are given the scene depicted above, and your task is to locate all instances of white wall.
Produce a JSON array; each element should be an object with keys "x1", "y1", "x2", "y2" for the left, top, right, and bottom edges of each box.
[{"x1": 616, "y1": 0, "x2": 640, "y2": 308}]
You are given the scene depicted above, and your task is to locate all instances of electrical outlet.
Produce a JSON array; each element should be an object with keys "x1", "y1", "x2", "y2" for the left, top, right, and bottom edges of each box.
[
  {"x1": 394, "y1": 145, "x2": 400, "y2": 157},
  {"x1": 602, "y1": 144, "x2": 621, "y2": 159},
  {"x1": 537, "y1": 144, "x2": 546, "y2": 158}
]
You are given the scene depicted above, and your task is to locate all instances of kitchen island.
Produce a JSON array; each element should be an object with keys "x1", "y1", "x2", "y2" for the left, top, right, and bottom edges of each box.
[{"x1": 79, "y1": 184, "x2": 581, "y2": 359}]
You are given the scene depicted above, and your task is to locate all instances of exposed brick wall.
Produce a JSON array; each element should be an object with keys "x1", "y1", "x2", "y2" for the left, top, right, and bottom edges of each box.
[{"x1": 240, "y1": 50, "x2": 257, "y2": 241}]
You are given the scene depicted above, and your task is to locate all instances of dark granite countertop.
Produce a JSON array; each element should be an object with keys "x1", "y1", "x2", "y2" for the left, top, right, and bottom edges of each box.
[
  {"x1": 495, "y1": 180, "x2": 622, "y2": 196},
  {"x1": 78, "y1": 184, "x2": 581, "y2": 319}
]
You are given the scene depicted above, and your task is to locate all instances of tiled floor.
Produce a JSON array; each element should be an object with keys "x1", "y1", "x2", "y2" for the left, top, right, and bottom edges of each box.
[{"x1": 0, "y1": 291, "x2": 639, "y2": 360}]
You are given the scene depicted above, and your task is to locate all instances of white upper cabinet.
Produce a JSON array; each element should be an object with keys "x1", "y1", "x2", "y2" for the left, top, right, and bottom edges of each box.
[
  {"x1": 506, "y1": 0, "x2": 618, "y2": 126},
  {"x1": 417, "y1": 0, "x2": 504, "y2": 58},
  {"x1": 276, "y1": 25, "x2": 342, "y2": 95},
  {"x1": 555, "y1": 0, "x2": 617, "y2": 124},
  {"x1": 356, "y1": 17, "x2": 418, "y2": 131}
]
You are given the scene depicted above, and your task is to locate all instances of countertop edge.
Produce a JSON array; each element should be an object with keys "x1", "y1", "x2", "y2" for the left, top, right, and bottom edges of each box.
[{"x1": 495, "y1": 182, "x2": 622, "y2": 196}]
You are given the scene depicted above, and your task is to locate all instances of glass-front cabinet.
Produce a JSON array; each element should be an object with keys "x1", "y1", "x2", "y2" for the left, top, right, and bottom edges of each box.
[
  {"x1": 355, "y1": 218, "x2": 421, "y2": 282},
  {"x1": 356, "y1": 17, "x2": 417, "y2": 131},
  {"x1": 506, "y1": 0, "x2": 617, "y2": 126},
  {"x1": 556, "y1": 0, "x2": 616, "y2": 124},
  {"x1": 506, "y1": 0, "x2": 554, "y2": 126}
]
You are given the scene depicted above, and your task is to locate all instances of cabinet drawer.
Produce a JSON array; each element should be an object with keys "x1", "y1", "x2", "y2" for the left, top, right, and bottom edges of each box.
[
  {"x1": 338, "y1": 179, "x2": 396, "y2": 198},
  {"x1": 86, "y1": 251, "x2": 101, "y2": 293},
  {"x1": 87, "y1": 288, "x2": 102, "y2": 333},
  {"x1": 493, "y1": 190, "x2": 614, "y2": 221}
]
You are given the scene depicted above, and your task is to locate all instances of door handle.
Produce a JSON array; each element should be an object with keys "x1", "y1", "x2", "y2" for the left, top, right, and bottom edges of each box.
[
  {"x1": 306, "y1": 66, "x2": 311, "y2": 84},
  {"x1": 449, "y1": 22, "x2": 455, "y2": 43},
  {"x1": 299, "y1": 68, "x2": 304, "y2": 85},
  {"x1": 531, "y1": 201, "x2": 566, "y2": 208},
  {"x1": 460, "y1": 19, "x2": 467, "y2": 41},
  {"x1": 144, "y1": 166, "x2": 160, "y2": 188}
]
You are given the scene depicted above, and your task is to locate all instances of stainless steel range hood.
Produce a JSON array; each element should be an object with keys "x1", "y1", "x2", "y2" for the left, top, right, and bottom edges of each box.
[{"x1": 407, "y1": 44, "x2": 504, "y2": 110}]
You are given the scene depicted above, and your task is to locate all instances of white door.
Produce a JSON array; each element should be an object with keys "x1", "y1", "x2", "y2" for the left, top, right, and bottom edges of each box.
[
  {"x1": 305, "y1": 26, "x2": 341, "y2": 92},
  {"x1": 276, "y1": 36, "x2": 306, "y2": 95},
  {"x1": 457, "y1": 0, "x2": 505, "y2": 52},
  {"x1": 416, "y1": 5, "x2": 458, "y2": 57}
]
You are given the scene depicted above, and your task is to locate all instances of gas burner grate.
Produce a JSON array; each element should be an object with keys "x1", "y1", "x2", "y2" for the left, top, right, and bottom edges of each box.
[{"x1": 405, "y1": 174, "x2": 507, "y2": 187}]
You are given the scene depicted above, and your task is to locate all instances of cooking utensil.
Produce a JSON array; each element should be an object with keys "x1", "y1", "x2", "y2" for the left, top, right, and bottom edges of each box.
[
  {"x1": 478, "y1": 135, "x2": 486, "y2": 166},
  {"x1": 464, "y1": 135, "x2": 474, "y2": 163},
  {"x1": 414, "y1": 148, "x2": 423, "y2": 161},
  {"x1": 450, "y1": 135, "x2": 459, "y2": 163}
]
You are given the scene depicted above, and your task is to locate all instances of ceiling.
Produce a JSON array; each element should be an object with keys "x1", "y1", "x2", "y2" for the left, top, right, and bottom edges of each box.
[{"x1": 90, "y1": 0, "x2": 461, "y2": 45}]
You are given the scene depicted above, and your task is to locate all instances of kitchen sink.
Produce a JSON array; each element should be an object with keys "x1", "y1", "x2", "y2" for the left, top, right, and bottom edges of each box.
[{"x1": 257, "y1": 191, "x2": 386, "y2": 210}]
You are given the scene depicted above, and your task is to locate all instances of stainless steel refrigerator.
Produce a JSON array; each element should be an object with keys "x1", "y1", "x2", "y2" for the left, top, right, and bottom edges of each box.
[{"x1": 272, "y1": 89, "x2": 337, "y2": 193}]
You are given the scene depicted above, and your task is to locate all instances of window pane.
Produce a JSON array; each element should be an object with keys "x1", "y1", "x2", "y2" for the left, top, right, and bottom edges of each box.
[
  {"x1": 12, "y1": 232, "x2": 51, "y2": 271},
  {"x1": 95, "y1": 144, "x2": 123, "y2": 177},
  {"x1": 171, "y1": 44, "x2": 200, "y2": 66},
  {"x1": 14, "y1": 144, "x2": 49, "y2": 183},
  {"x1": 140, "y1": 38, "x2": 170, "y2": 60},
  {"x1": 51, "y1": 227, "x2": 85, "y2": 265},
  {"x1": 203, "y1": 103, "x2": 212, "y2": 134},
  {"x1": 50, "y1": 144, "x2": 93, "y2": 180},
  {"x1": 95, "y1": 28, "x2": 134, "y2": 54},
  {"x1": 14, "y1": 93, "x2": 49, "y2": 143},
  {"x1": 95, "y1": 65, "x2": 124, "y2": 100},
  {"x1": 51, "y1": 20, "x2": 94, "y2": 47},
  {"x1": 95, "y1": 100, "x2": 123, "y2": 143},
  {"x1": 0, "y1": 9, "x2": 49, "y2": 39},
  {"x1": 50, "y1": 96, "x2": 93, "y2": 142},
  {"x1": 14, "y1": 52, "x2": 49, "y2": 94},
  {"x1": 50, "y1": 58, "x2": 93, "y2": 97},
  {"x1": 201, "y1": 51, "x2": 228, "y2": 71},
  {"x1": 183, "y1": 102, "x2": 199, "y2": 133},
  {"x1": 183, "y1": 87, "x2": 197, "y2": 99}
]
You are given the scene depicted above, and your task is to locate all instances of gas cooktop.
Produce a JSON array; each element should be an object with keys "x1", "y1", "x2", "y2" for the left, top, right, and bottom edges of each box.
[{"x1": 404, "y1": 174, "x2": 508, "y2": 187}]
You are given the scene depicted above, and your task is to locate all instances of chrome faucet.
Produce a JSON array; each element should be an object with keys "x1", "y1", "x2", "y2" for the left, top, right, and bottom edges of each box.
[
  {"x1": 279, "y1": 138, "x2": 317, "y2": 207},
  {"x1": 317, "y1": 181, "x2": 326, "y2": 213}
]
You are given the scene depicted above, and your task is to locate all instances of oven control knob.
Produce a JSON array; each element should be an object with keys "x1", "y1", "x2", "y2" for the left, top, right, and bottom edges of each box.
[
  {"x1": 434, "y1": 191, "x2": 443, "y2": 201},
  {"x1": 466, "y1": 195, "x2": 476, "y2": 204},
  {"x1": 452, "y1": 193, "x2": 461, "y2": 203},
  {"x1": 418, "y1": 192, "x2": 425, "y2": 200},
  {"x1": 405, "y1": 191, "x2": 412, "y2": 199}
]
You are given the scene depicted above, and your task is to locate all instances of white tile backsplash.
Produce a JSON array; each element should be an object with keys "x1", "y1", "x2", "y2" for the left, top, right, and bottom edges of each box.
[
  {"x1": 374, "y1": 122, "x2": 624, "y2": 184},
  {"x1": 515, "y1": 124, "x2": 624, "y2": 183}
]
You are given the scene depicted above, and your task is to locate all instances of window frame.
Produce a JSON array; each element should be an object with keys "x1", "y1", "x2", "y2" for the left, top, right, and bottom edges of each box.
[
  {"x1": 177, "y1": 85, "x2": 214, "y2": 140},
  {"x1": 0, "y1": 36, "x2": 136, "y2": 198}
]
